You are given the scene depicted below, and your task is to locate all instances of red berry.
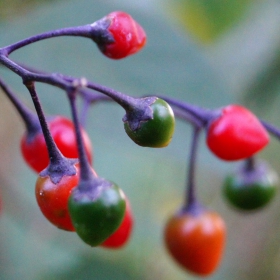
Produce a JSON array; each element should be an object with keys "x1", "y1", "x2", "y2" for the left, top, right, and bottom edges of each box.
[
  {"x1": 99, "y1": 11, "x2": 146, "y2": 59},
  {"x1": 35, "y1": 163, "x2": 97, "y2": 231},
  {"x1": 101, "y1": 196, "x2": 133, "y2": 248},
  {"x1": 21, "y1": 116, "x2": 92, "y2": 172},
  {"x1": 207, "y1": 105, "x2": 269, "y2": 161},
  {"x1": 164, "y1": 210, "x2": 226, "y2": 276}
]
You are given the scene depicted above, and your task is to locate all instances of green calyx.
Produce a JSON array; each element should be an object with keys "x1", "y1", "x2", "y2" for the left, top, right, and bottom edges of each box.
[
  {"x1": 223, "y1": 164, "x2": 278, "y2": 211},
  {"x1": 124, "y1": 98, "x2": 175, "y2": 148},
  {"x1": 68, "y1": 181, "x2": 126, "y2": 246}
]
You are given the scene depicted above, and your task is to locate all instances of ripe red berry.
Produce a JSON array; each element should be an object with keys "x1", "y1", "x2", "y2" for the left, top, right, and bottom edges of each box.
[
  {"x1": 35, "y1": 162, "x2": 79, "y2": 231},
  {"x1": 35, "y1": 163, "x2": 97, "y2": 231},
  {"x1": 21, "y1": 116, "x2": 92, "y2": 173},
  {"x1": 206, "y1": 105, "x2": 269, "y2": 161},
  {"x1": 101, "y1": 196, "x2": 133, "y2": 248},
  {"x1": 98, "y1": 11, "x2": 146, "y2": 59},
  {"x1": 164, "y1": 210, "x2": 226, "y2": 276}
]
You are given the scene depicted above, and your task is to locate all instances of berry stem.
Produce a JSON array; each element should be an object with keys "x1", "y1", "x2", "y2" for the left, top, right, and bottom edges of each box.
[
  {"x1": 158, "y1": 95, "x2": 212, "y2": 123},
  {"x1": 1, "y1": 25, "x2": 100, "y2": 55},
  {"x1": 87, "y1": 81, "x2": 138, "y2": 111},
  {"x1": 171, "y1": 107, "x2": 204, "y2": 127},
  {"x1": 244, "y1": 157, "x2": 255, "y2": 172},
  {"x1": 0, "y1": 77, "x2": 41, "y2": 139},
  {"x1": 67, "y1": 89, "x2": 95, "y2": 182},
  {"x1": 0, "y1": 51, "x2": 141, "y2": 113},
  {"x1": 261, "y1": 119, "x2": 280, "y2": 140},
  {"x1": 184, "y1": 126, "x2": 201, "y2": 212},
  {"x1": 24, "y1": 81, "x2": 77, "y2": 183},
  {"x1": 79, "y1": 98, "x2": 91, "y2": 128},
  {"x1": 24, "y1": 81, "x2": 64, "y2": 164}
]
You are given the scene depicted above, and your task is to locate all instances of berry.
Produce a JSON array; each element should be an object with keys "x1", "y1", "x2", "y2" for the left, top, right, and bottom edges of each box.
[
  {"x1": 68, "y1": 178, "x2": 126, "y2": 246},
  {"x1": 223, "y1": 162, "x2": 277, "y2": 210},
  {"x1": 35, "y1": 162, "x2": 98, "y2": 231},
  {"x1": 124, "y1": 98, "x2": 175, "y2": 148},
  {"x1": 164, "y1": 209, "x2": 226, "y2": 276},
  {"x1": 101, "y1": 196, "x2": 133, "y2": 248},
  {"x1": 21, "y1": 116, "x2": 92, "y2": 172},
  {"x1": 206, "y1": 105, "x2": 269, "y2": 161},
  {"x1": 96, "y1": 11, "x2": 146, "y2": 59}
]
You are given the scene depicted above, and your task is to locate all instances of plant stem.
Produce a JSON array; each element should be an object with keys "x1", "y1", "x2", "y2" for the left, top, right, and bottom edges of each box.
[
  {"x1": 2, "y1": 25, "x2": 93, "y2": 55},
  {"x1": 172, "y1": 107, "x2": 204, "y2": 127},
  {"x1": 0, "y1": 77, "x2": 41, "y2": 139},
  {"x1": 68, "y1": 90, "x2": 95, "y2": 182},
  {"x1": 184, "y1": 126, "x2": 201, "y2": 210},
  {"x1": 158, "y1": 95, "x2": 211, "y2": 123},
  {"x1": 0, "y1": 52, "x2": 140, "y2": 113},
  {"x1": 261, "y1": 119, "x2": 280, "y2": 140},
  {"x1": 87, "y1": 81, "x2": 137, "y2": 111},
  {"x1": 24, "y1": 81, "x2": 63, "y2": 164},
  {"x1": 244, "y1": 157, "x2": 255, "y2": 172}
]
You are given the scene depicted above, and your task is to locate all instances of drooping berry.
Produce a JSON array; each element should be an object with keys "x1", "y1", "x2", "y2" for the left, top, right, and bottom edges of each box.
[
  {"x1": 94, "y1": 11, "x2": 146, "y2": 59},
  {"x1": 164, "y1": 208, "x2": 226, "y2": 276},
  {"x1": 35, "y1": 162, "x2": 80, "y2": 231},
  {"x1": 223, "y1": 161, "x2": 278, "y2": 210},
  {"x1": 101, "y1": 196, "x2": 133, "y2": 249},
  {"x1": 206, "y1": 105, "x2": 269, "y2": 161},
  {"x1": 21, "y1": 116, "x2": 92, "y2": 172},
  {"x1": 124, "y1": 98, "x2": 175, "y2": 148},
  {"x1": 68, "y1": 177, "x2": 126, "y2": 246}
]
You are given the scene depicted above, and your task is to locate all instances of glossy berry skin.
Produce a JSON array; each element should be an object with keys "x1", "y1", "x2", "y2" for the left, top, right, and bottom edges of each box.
[
  {"x1": 101, "y1": 196, "x2": 133, "y2": 248},
  {"x1": 36, "y1": 163, "x2": 96, "y2": 231},
  {"x1": 124, "y1": 98, "x2": 175, "y2": 148},
  {"x1": 98, "y1": 11, "x2": 146, "y2": 59},
  {"x1": 68, "y1": 182, "x2": 126, "y2": 247},
  {"x1": 21, "y1": 116, "x2": 92, "y2": 173},
  {"x1": 164, "y1": 210, "x2": 226, "y2": 276},
  {"x1": 207, "y1": 105, "x2": 269, "y2": 161},
  {"x1": 223, "y1": 164, "x2": 277, "y2": 210}
]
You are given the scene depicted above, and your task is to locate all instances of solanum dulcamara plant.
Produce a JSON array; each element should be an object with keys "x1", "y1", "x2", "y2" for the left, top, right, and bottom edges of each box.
[{"x1": 0, "y1": 10, "x2": 279, "y2": 277}]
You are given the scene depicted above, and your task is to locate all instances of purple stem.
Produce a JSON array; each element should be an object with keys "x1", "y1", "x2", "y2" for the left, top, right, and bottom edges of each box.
[
  {"x1": 86, "y1": 81, "x2": 137, "y2": 111},
  {"x1": 244, "y1": 157, "x2": 255, "y2": 172},
  {"x1": 172, "y1": 107, "x2": 204, "y2": 127},
  {"x1": 79, "y1": 98, "x2": 91, "y2": 128},
  {"x1": 0, "y1": 54, "x2": 140, "y2": 113},
  {"x1": 24, "y1": 81, "x2": 63, "y2": 164},
  {"x1": 261, "y1": 120, "x2": 280, "y2": 140},
  {"x1": 2, "y1": 25, "x2": 94, "y2": 55},
  {"x1": 68, "y1": 90, "x2": 95, "y2": 182},
  {"x1": 184, "y1": 126, "x2": 201, "y2": 209},
  {"x1": 158, "y1": 95, "x2": 211, "y2": 123},
  {"x1": 0, "y1": 78, "x2": 40, "y2": 138}
]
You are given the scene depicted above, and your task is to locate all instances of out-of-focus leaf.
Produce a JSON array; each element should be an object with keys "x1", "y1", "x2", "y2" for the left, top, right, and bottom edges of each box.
[
  {"x1": 204, "y1": 1, "x2": 280, "y2": 119},
  {"x1": 0, "y1": 0, "x2": 60, "y2": 21},
  {"x1": 164, "y1": 0, "x2": 252, "y2": 43},
  {"x1": 243, "y1": 49, "x2": 280, "y2": 110}
]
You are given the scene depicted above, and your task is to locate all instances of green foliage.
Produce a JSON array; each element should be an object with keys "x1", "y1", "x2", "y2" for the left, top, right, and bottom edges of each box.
[{"x1": 165, "y1": 0, "x2": 252, "y2": 43}]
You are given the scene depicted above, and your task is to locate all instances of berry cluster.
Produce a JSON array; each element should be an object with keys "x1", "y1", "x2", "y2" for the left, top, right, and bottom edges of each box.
[{"x1": 0, "y1": 10, "x2": 279, "y2": 277}]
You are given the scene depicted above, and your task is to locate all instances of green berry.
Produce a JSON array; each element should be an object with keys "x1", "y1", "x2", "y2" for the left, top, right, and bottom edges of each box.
[
  {"x1": 223, "y1": 163, "x2": 277, "y2": 210},
  {"x1": 124, "y1": 98, "x2": 175, "y2": 148},
  {"x1": 68, "y1": 181, "x2": 126, "y2": 246}
]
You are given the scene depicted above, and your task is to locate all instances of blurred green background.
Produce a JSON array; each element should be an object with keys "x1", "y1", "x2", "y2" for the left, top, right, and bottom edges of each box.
[{"x1": 1, "y1": 0, "x2": 280, "y2": 279}]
